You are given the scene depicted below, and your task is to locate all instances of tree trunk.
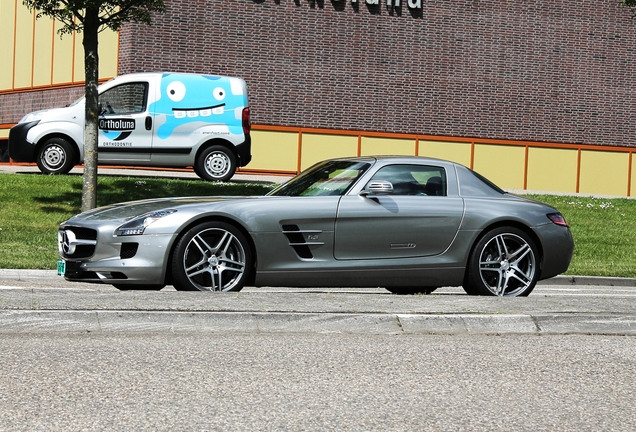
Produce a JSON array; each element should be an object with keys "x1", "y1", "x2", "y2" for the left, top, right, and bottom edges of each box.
[{"x1": 81, "y1": 8, "x2": 100, "y2": 212}]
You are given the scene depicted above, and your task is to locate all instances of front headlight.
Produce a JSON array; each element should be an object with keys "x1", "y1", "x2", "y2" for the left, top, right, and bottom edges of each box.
[
  {"x1": 19, "y1": 112, "x2": 44, "y2": 123},
  {"x1": 115, "y1": 209, "x2": 177, "y2": 236}
]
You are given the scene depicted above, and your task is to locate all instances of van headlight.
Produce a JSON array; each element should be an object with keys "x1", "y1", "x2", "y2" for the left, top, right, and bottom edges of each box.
[
  {"x1": 115, "y1": 209, "x2": 177, "y2": 236},
  {"x1": 20, "y1": 112, "x2": 44, "y2": 123}
]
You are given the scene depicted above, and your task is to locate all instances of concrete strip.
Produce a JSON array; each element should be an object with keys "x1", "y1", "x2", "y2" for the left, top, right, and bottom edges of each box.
[
  {"x1": 397, "y1": 313, "x2": 539, "y2": 334},
  {"x1": 534, "y1": 314, "x2": 636, "y2": 335},
  {"x1": 2, "y1": 310, "x2": 636, "y2": 335}
]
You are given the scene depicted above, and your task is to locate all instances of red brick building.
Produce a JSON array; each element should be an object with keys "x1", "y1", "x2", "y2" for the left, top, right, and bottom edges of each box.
[
  {"x1": 2, "y1": 0, "x2": 636, "y2": 195},
  {"x1": 115, "y1": 0, "x2": 636, "y2": 147}
]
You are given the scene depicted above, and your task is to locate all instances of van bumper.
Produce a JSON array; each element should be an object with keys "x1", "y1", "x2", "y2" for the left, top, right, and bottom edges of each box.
[
  {"x1": 236, "y1": 135, "x2": 251, "y2": 167},
  {"x1": 8, "y1": 121, "x2": 39, "y2": 162}
]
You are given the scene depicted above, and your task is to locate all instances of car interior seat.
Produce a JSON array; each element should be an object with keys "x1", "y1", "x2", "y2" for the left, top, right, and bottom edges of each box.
[{"x1": 424, "y1": 176, "x2": 444, "y2": 196}]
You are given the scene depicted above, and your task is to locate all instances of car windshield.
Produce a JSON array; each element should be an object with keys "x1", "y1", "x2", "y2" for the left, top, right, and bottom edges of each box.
[{"x1": 268, "y1": 160, "x2": 371, "y2": 197}]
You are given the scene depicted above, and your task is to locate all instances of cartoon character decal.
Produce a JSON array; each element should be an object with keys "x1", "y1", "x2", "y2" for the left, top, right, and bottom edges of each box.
[{"x1": 149, "y1": 74, "x2": 246, "y2": 139}]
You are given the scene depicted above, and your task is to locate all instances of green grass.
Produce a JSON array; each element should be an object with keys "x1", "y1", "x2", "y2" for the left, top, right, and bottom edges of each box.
[
  {"x1": 1, "y1": 173, "x2": 635, "y2": 277},
  {"x1": 0, "y1": 173, "x2": 275, "y2": 269},
  {"x1": 525, "y1": 194, "x2": 636, "y2": 278}
]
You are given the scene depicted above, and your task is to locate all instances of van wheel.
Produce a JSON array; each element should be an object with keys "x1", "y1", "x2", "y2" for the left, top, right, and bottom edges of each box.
[
  {"x1": 37, "y1": 138, "x2": 76, "y2": 174},
  {"x1": 195, "y1": 146, "x2": 236, "y2": 182}
]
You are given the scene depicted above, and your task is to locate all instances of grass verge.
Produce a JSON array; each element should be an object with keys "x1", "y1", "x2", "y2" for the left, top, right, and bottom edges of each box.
[
  {"x1": 1, "y1": 173, "x2": 634, "y2": 277},
  {"x1": 525, "y1": 194, "x2": 636, "y2": 278},
  {"x1": 0, "y1": 173, "x2": 275, "y2": 269}
]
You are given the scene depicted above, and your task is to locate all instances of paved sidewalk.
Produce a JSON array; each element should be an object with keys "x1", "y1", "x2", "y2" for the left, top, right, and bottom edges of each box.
[{"x1": 1, "y1": 269, "x2": 635, "y2": 336}]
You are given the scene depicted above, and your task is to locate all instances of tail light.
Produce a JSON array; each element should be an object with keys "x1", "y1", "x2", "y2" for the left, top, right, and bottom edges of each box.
[
  {"x1": 547, "y1": 212, "x2": 569, "y2": 227},
  {"x1": 242, "y1": 107, "x2": 251, "y2": 135}
]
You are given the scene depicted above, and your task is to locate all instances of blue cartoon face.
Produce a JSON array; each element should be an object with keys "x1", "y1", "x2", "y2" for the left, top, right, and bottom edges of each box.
[{"x1": 149, "y1": 74, "x2": 247, "y2": 139}]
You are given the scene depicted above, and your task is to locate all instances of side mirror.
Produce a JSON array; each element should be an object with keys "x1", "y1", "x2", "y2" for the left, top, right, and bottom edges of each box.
[
  {"x1": 98, "y1": 102, "x2": 105, "y2": 116},
  {"x1": 361, "y1": 180, "x2": 393, "y2": 196}
]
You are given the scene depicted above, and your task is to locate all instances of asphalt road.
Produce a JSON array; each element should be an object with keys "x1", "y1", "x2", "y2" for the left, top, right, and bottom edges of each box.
[{"x1": 2, "y1": 332, "x2": 635, "y2": 431}]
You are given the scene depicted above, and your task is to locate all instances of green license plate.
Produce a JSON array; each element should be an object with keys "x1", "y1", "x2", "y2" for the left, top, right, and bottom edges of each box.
[{"x1": 57, "y1": 259, "x2": 66, "y2": 276}]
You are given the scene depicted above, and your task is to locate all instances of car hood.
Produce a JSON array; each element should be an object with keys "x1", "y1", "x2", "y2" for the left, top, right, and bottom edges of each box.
[
  {"x1": 20, "y1": 104, "x2": 82, "y2": 124},
  {"x1": 68, "y1": 196, "x2": 261, "y2": 222}
]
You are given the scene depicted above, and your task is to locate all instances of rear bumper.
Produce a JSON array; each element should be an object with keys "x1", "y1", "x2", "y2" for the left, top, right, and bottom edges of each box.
[
  {"x1": 236, "y1": 134, "x2": 251, "y2": 167},
  {"x1": 536, "y1": 224, "x2": 575, "y2": 280},
  {"x1": 8, "y1": 121, "x2": 39, "y2": 162}
]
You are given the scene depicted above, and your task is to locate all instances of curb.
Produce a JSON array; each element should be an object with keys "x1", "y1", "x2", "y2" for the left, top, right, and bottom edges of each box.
[
  {"x1": 2, "y1": 269, "x2": 636, "y2": 287},
  {"x1": 1, "y1": 310, "x2": 635, "y2": 336},
  {"x1": 538, "y1": 275, "x2": 636, "y2": 287}
]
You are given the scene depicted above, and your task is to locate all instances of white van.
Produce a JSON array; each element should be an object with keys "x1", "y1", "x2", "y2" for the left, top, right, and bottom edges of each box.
[{"x1": 8, "y1": 72, "x2": 251, "y2": 181}]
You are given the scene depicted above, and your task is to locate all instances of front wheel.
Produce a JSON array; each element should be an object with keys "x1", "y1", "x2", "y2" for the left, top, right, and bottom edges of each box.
[
  {"x1": 195, "y1": 146, "x2": 236, "y2": 182},
  {"x1": 463, "y1": 227, "x2": 539, "y2": 297},
  {"x1": 36, "y1": 138, "x2": 76, "y2": 174},
  {"x1": 171, "y1": 221, "x2": 252, "y2": 292}
]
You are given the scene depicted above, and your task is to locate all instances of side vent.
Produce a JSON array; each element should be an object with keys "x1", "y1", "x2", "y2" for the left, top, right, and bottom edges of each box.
[{"x1": 281, "y1": 224, "x2": 324, "y2": 260}]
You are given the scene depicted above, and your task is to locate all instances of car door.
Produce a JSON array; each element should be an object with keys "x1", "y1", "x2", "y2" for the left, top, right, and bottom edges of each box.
[
  {"x1": 98, "y1": 80, "x2": 154, "y2": 162},
  {"x1": 334, "y1": 164, "x2": 464, "y2": 260}
]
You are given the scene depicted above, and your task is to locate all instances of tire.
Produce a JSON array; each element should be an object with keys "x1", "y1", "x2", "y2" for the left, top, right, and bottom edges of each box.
[
  {"x1": 463, "y1": 227, "x2": 539, "y2": 297},
  {"x1": 36, "y1": 138, "x2": 76, "y2": 174},
  {"x1": 194, "y1": 145, "x2": 236, "y2": 182},
  {"x1": 386, "y1": 287, "x2": 438, "y2": 295},
  {"x1": 171, "y1": 221, "x2": 252, "y2": 292},
  {"x1": 113, "y1": 284, "x2": 165, "y2": 291}
]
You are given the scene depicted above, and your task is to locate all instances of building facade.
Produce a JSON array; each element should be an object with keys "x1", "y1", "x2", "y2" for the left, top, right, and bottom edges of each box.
[{"x1": 2, "y1": 0, "x2": 636, "y2": 196}]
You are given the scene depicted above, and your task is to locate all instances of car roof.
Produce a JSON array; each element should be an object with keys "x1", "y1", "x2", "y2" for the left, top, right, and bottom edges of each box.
[{"x1": 330, "y1": 155, "x2": 460, "y2": 167}]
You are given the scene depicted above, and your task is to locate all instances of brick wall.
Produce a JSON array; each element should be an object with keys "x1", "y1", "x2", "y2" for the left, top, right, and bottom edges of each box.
[
  {"x1": 0, "y1": 86, "x2": 84, "y2": 125},
  {"x1": 5, "y1": 0, "x2": 636, "y2": 148}
]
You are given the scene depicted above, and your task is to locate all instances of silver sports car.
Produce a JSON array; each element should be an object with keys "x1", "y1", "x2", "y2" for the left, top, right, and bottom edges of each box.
[{"x1": 57, "y1": 156, "x2": 574, "y2": 296}]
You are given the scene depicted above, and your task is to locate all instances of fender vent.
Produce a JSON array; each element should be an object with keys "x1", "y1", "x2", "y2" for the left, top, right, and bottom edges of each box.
[{"x1": 281, "y1": 224, "x2": 324, "y2": 260}]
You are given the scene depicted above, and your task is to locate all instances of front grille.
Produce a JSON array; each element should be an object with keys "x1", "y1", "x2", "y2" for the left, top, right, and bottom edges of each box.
[{"x1": 59, "y1": 226, "x2": 98, "y2": 259}]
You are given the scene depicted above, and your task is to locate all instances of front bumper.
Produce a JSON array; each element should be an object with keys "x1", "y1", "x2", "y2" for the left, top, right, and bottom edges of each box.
[
  {"x1": 8, "y1": 121, "x2": 39, "y2": 162},
  {"x1": 59, "y1": 229, "x2": 176, "y2": 286}
]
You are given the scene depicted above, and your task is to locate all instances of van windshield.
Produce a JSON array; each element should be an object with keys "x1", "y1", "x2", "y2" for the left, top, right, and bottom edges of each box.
[{"x1": 69, "y1": 96, "x2": 85, "y2": 106}]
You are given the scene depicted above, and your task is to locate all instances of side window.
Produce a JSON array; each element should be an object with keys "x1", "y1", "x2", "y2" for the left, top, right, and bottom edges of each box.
[
  {"x1": 369, "y1": 164, "x2": 447, "y2": 196},
  {"x1": 99, "y1": 82, "x2": 148, "y2": 115}
]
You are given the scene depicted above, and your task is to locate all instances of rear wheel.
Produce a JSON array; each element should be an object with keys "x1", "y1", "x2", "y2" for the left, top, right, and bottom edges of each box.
[
  {"x1": 37, "y1": 137, "x2": 76, "y2": 174},
  {"x1": 195, "y1": 145, "x2": 236, "y2": 182},
  {"x1": 463, "y1": 227, "x2": 539, "y2": 297},
  {"x1": 171, "y1": 221, "x2": 252, "y2": 292}
]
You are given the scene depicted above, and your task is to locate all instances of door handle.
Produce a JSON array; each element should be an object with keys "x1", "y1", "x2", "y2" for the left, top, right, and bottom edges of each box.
[{"x1": 145, "y1": 116, "x2": 152, "y2": 131}]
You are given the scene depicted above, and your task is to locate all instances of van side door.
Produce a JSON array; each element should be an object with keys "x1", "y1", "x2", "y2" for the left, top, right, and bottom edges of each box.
[{"x1": 98, "y1": 80, "x2": 154, "y2": 162}]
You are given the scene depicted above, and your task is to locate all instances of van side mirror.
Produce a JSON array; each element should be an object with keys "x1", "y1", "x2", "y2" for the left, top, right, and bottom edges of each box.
[
  {"x1": 98, "y1": 102, "x2": 105, "y2": 116},
  {"x1": 361, "y1": 180, "x2": 394, "y2": 196}
]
